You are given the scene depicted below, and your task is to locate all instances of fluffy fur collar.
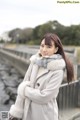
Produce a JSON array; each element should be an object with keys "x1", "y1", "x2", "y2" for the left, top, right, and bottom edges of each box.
[{"x1": 30, "y1": 53, "x2": 66, "y2": 71}]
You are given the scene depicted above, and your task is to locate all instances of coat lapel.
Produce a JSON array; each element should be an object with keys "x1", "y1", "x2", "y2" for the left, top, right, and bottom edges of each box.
[{"x1": 36, "y1": 68, "x2": 49, "y2": 80}]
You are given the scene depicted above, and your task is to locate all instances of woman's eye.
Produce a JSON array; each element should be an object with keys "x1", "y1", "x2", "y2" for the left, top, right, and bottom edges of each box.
[
  {"x1": 41, "y1": 44, "x2": 44, "y2": 47},
  {"x1": 40, "y1": 44, "x2": 52, "y2": 48},
  {"x1": 47, "y1": 45, "x2": 52, "y2": 48}
]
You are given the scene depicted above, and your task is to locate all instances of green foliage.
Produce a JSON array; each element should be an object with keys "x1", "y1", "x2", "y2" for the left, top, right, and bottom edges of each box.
[
  {"x1": 0, "y1": 40, "x2": 4, "y2": 43},
  {"x1": 8, "y1": 20, "x2": 80, "y2": 45},
  {"x1": 27, "y1": 39, "x2": 40, "y2": 45},
  {"x1": 0, "y1": 38, "x2": 5, "y2": 43}
]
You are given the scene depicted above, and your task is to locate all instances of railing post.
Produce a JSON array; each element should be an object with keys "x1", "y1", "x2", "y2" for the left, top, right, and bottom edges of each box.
[
  {"x1": 77, "y1": 64, "x2": 80, "y2": 78},
  {"x1": 77, "y1": 80, "x2": 80, "y2": 107}
]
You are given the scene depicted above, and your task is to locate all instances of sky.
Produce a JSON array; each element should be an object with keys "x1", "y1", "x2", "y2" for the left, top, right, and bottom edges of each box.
[{"x1": 0, "y1": 0, "x2": 80, "y2": 35}]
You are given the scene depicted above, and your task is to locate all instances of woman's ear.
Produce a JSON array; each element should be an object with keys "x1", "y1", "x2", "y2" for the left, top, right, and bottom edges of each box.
[{"x1": 55, "y1": 47, "x2": 58, "y2": 53}]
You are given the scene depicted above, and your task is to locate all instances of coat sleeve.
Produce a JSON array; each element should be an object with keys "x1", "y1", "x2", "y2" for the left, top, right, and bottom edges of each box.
[
  {"x1": 17, "y1": 62, "x2": 34, "y2": 97},
  {"x1": 25, "y1": 70, "x2": 64, "y2": 104},
  {"x1": 23, "y1": 62, "x2": 33, "y2": 81}
]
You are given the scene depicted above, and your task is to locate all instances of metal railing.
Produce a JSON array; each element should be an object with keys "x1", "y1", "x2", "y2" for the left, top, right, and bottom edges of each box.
[{"x1": 57, "y1": 80, "x2": 80, "y2": 110}]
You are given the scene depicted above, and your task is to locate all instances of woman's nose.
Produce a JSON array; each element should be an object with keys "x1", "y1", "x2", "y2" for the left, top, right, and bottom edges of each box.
[{"x1": 43, "y1": 47, "x2": 47, "y2": 51}]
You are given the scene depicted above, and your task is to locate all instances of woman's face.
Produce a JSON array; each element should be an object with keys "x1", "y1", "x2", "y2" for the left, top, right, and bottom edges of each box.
[{"x1": 40, "y1": 39, "x2": 58, "y2": 57}]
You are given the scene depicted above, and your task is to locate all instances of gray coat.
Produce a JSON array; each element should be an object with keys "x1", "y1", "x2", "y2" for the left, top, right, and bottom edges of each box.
[{"x1": 9, "y1": 54, "x2": 66, "y2": 120}]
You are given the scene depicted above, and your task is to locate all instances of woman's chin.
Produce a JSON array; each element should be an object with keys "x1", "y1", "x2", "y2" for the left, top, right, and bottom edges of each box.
[{"x1": 39, "y1": 53, "x2": 48, "y2": 57}]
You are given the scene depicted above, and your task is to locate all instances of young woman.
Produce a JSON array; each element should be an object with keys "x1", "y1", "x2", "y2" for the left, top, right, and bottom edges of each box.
[{"x1": 9, "y1": 33, "x2": 74, "y2": 120}]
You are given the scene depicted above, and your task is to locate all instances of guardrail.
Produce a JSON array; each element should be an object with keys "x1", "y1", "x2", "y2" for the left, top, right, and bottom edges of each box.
[
  {"x1": 57, "y1": 80, "x2": 80, "y2": 110},
  {"x1": 1, "y1": 47, "x2": 77, "y2": 57},
  {"x1": 1, "y1": 48, "x2": 33, "y2": 59}
]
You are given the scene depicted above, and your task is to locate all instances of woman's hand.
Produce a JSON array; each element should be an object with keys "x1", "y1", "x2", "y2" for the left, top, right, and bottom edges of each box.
[{"x1": 9, "y1": 113, "x2": 22, "y2": 120}]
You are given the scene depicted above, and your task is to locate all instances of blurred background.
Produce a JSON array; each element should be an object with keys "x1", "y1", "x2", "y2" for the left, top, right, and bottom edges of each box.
[{"x1": 0, "y1": 0, "x2": 80, "y2": 120}]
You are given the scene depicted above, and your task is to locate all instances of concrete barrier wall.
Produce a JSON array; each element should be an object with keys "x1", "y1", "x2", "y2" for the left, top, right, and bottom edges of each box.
[{"x1": 0, "y1": 49, "x2": 30, "y2": 76}]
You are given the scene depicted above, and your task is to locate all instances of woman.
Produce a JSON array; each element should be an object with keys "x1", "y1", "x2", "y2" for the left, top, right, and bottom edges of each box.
[{"x1": 9, "y1": 33, "x2": 74, "y2": 120}]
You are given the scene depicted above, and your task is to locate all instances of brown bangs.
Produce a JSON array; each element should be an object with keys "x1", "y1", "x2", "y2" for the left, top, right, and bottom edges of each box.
[{"x1": 43, "y1": 35, "x2": 53, "y2": 46}]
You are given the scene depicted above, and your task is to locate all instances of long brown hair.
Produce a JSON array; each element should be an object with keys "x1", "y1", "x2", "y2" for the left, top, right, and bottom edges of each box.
[{"x1": 42, "y1": 33, "x2": 74, "y2": 83}]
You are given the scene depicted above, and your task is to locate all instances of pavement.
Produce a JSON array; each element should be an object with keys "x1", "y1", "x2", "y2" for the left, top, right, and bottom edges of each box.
[
  {"x1": 59, "y1": 108, "x2": 80, "y2": 120},
  {"x1": 75, "y1": 118, "x2": 80, "y2": 120}
]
